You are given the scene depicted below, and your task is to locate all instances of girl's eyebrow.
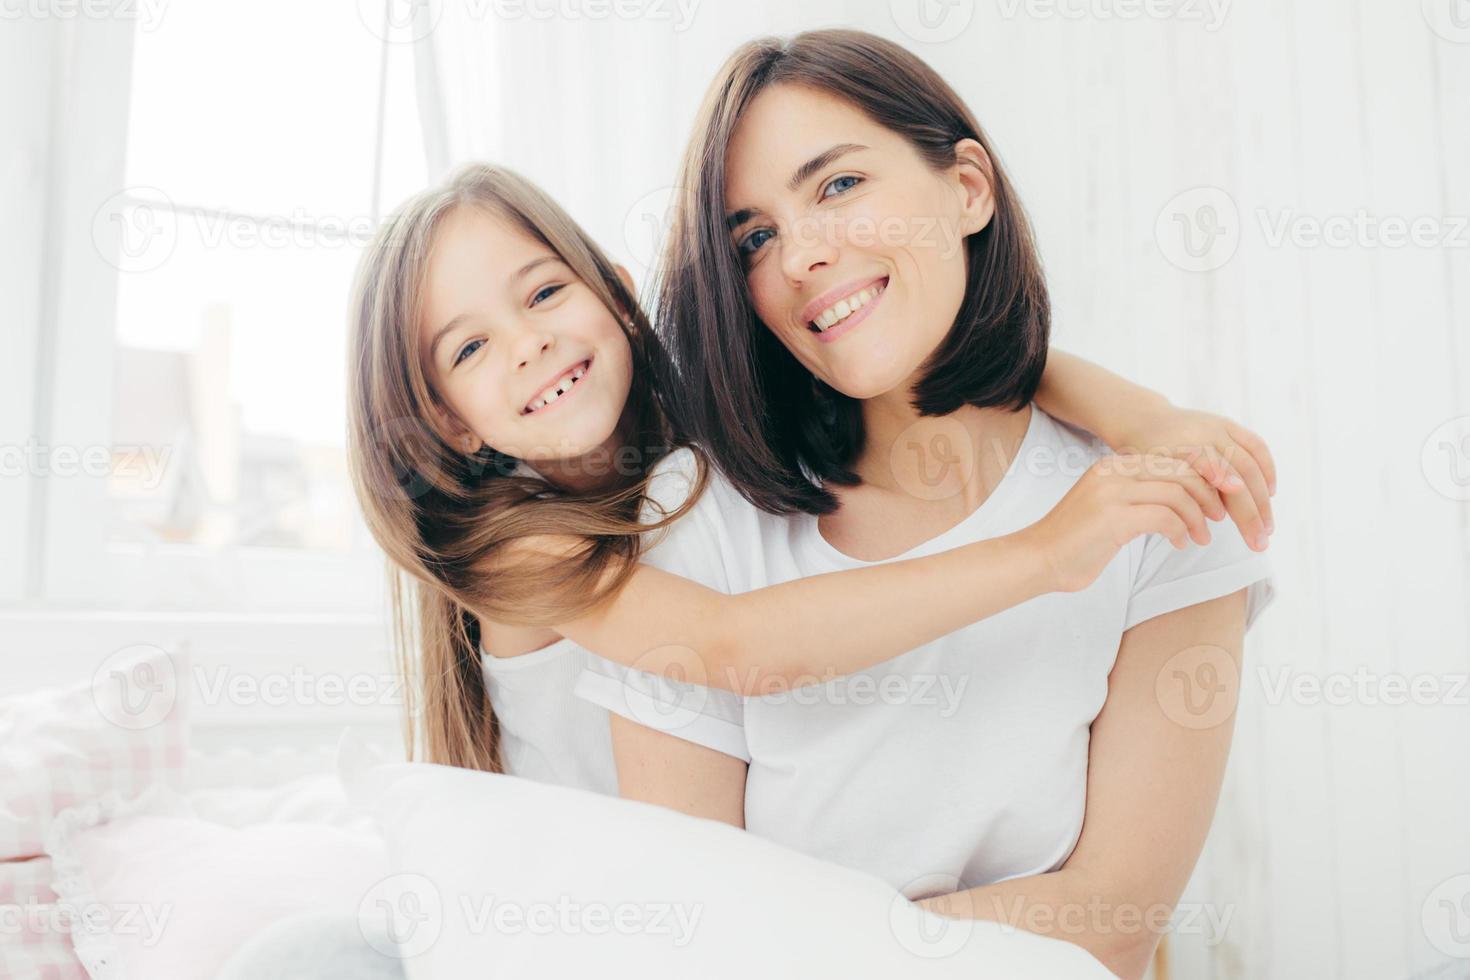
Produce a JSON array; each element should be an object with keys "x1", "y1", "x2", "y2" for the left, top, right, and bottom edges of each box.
[
  {"x1": 725, "y1": 142, "x2": 870, "y2": 230},
  {"x1": 510, "y1": 254, "x2": 562, "y2": 283},
  {"x1": 429, "y1": 256, "x2": 566, "y2": 359},
  {"x1": 429, "y1": 313, "x2": 472, "y2": 360}
]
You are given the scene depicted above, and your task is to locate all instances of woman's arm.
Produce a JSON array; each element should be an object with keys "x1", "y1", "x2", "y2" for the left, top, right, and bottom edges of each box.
[
  {"x1": 549, "y1": 454, "x2": 1224, "y2": 696},
  {"x1": 916, "y1": 589, "x2": 1249, "y2": 979},
  {"x1": 607, "y1": 713, "x2": 748, "y2": 826},
  {"x1": 1036, "y1": 350, "x2": 1277, "y2": 550}
]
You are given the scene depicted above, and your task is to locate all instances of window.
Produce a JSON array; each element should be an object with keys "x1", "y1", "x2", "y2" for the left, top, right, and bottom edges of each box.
[{"x1": 45, "y1": 3, "x2": 432, "y2": 611}]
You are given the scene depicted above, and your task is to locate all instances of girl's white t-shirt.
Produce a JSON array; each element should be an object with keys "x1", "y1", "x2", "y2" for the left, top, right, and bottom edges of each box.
[
  {"x1": 477, "y1": 458, "x2": 619, "y2": 797},
  {"x1": 480, "y1": 637, "x2": 619, "y2": 796},
  {"x1": 574, "y1": 406, "x2": 1276, "y2": 897}
]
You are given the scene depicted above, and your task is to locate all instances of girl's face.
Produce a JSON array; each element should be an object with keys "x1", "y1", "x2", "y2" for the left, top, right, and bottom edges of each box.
[
  {"x1": 724, "y1": 84, "x2": 993, "y2": 400},
  {"x1": 417, "y1": 205, "x2": 634, "y2": 464}
]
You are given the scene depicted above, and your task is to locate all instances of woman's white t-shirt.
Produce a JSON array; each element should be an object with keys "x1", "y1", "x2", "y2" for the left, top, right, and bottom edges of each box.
[{"x1": 575, "y1": 406, "x2": 1276, "y2": 897}]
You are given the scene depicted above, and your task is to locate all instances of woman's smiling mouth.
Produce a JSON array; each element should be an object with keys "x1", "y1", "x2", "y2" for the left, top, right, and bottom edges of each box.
[
  {"x1": 522, "y1": 358, "x2": 592, "y2": 415},
  {"x1": 803, "y1": 276, "x2": 888, "y2": 344}
]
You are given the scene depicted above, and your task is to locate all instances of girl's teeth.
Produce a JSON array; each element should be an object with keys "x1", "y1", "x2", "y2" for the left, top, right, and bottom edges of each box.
[{"x1": 524, "y1": 361, "x2": 590, "y2": 414}]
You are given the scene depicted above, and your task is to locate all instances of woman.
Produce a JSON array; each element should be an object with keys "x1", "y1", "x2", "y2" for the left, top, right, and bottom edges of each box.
[{"x1": 579, "y1": 29, "x2": 1275, "y2": 979}]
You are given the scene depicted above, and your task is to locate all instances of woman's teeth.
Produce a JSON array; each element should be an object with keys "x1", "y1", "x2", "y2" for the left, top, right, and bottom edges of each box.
[
  {"x1": 810, "y1": 281, "x2": 885, "y2": 332},
  {"x1": 523, "y1": 361, "x2": 589, "y2": 415}
]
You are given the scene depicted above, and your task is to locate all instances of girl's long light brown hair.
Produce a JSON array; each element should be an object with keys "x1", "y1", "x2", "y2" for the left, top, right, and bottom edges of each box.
[{"x1": 347, "y1": 163, "x2": 705, "y2": 773}]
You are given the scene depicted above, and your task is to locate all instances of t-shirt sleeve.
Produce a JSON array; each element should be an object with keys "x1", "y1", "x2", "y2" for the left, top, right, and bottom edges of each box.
[
  {"x1": 1124, "y1": 519, "x2": 1276, "y2": 633},
  {"x1": 571, "y1": 448, "x2": 750, "y2": 762}
]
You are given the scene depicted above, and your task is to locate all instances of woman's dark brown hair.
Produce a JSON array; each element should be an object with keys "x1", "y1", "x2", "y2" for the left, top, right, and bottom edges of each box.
[{"x1": 657, "y1": 28, "x2": 1050, "y2": 516}]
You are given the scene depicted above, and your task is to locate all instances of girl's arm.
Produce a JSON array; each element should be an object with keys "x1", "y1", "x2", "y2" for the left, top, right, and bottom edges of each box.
[
  {"x1": 916, "y1": 589, "x2": 1249, "y2": 979},
  {"x1": 1036, "y1": 350, "x2": 1277, "y2": 550},
  {"x1": 547, "y1": 453, "x2": 1225, "y2": 696}
]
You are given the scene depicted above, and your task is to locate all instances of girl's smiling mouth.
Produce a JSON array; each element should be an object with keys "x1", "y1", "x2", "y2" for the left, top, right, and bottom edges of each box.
[
  {"x1": 804, "y1": 276, "x2": 888, "y2": 344},
  {"x1": 522, "y1": 357, "x2": 593, "y2": 415}
]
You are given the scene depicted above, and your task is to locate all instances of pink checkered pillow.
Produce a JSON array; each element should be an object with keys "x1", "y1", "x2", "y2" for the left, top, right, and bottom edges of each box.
[
  {"x1": 0, "y1": 646, "x2": 188, "y2": 860},
  {"x1": 0, "y1": 857, "x2": 89, "y2": 980}
]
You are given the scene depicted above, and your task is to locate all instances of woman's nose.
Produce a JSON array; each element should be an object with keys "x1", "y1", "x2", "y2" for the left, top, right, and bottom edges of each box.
[{"x1": 779, "y1": 217, "x2": 840, "y2": 284}]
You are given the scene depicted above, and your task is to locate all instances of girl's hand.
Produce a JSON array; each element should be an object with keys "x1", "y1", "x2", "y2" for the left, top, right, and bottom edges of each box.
[
  {"x1": 1109, "y1": 406, "x2": 1276, "y2": 552},
  {"x1": 1021, "y1": 454, "x2": 1228, "y2": 594}
]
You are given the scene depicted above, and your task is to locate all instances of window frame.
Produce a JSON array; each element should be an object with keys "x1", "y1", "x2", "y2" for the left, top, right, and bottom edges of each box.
[{"x1": 27, "y1": 14, "x2": 425, "y2": 615}]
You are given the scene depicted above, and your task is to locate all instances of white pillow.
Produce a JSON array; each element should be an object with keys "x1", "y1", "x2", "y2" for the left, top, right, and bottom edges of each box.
[{"x1": 345, "y1": 760, "x2": 1110, "y2": 979}]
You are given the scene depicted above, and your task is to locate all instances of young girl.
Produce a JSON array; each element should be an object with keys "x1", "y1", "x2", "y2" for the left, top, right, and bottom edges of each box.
[{"x1": 344, "y1": 163, "x2": 1273, "y2": 804}]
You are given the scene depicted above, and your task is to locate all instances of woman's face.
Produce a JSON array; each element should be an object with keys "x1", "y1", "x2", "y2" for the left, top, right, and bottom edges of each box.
[
  {"x1": 417, "y1": 205, "x2": 634, "y2": 464},
  {"x1": 724, "y1": 84, "x2": 993, "y2": 400}
]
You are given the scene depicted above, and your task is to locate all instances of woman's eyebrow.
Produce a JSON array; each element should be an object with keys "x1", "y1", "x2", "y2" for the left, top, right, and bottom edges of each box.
[
  {"x1": 786, "y1": 142, "x2": 868, "y2": 192},
  {"x1": 726, "y1": 143, "x2": 871, "y2": 230}
]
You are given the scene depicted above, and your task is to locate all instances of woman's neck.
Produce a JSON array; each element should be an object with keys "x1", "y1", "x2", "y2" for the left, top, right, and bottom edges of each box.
[{"x1": 851, "y1": 385, "x2": 1033, "y2": 516}]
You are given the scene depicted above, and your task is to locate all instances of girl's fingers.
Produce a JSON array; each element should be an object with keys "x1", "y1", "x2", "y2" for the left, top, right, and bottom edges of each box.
[
  {"x1": 1226, "y1": 422, "x2": 1278, "y2": 496},
  {"x1": 1133, "y1": 503, "x2": 1191, "y2": 550},
  {"x1": 1182, "y1": 446, "x2": 1239, "y2": 519},
  {"x1": 1153, "y1": 457, "x2": 1227, "y2": 525},
  {"x1": 1131, "y1": 480, "x2": 1211, "y2": 547},
  {"x1": 1229, "y1": 448, "x2": 1275, "y2": 541}
]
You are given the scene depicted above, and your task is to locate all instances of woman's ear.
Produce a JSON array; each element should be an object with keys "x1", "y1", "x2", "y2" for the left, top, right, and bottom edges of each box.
[{"x1": 952, "y1": 138, "x2": 997, "y2": 237}]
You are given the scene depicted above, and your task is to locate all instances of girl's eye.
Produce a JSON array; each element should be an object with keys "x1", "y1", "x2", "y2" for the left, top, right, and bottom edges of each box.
[
  {"x1": 738, "y1": 228, "x2": 775, "y2": 256},
  {"x1": 453, "y1": 338, "x2": 483, "y2": 367},
  {"x1": 821, "y1": 175, "x2": 862, "y2": 199},
  {"x1": 531, "y1": 283, "x2": 564, "y2": 306}
]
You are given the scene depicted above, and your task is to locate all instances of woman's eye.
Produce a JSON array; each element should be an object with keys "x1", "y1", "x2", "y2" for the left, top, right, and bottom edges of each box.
[
  {"x1": 821, "y1": 175, "x2": 862, "y2": 199},
  {"x1": 531, "y1": 283, "x2": 564, "y2": 306},
  {"x1": 738, "y1": 228, "x2": 775, "y2": 256},
  {"x1": 453, "y1": 338, "x2": 483, "y2": 367}
]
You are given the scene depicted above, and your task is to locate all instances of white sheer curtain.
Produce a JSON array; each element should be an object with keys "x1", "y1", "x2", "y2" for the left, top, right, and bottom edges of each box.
[{"x1": 412, "y1": 0, "x2": 855, "y2": 286}]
